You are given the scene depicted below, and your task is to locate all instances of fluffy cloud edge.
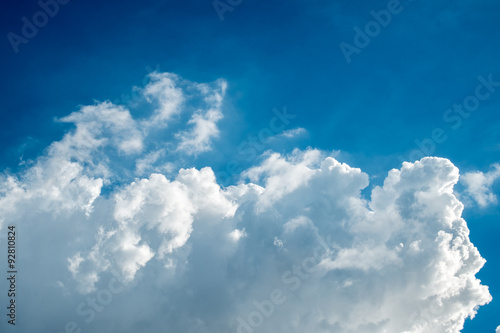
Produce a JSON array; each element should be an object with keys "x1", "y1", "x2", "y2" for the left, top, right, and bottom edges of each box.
[
  {"x1": 0, "y1": 72, "x2": 494, "y2": 332},
  {"x1": 461, "y1": 163, "x2": 500, "y2": 207}
]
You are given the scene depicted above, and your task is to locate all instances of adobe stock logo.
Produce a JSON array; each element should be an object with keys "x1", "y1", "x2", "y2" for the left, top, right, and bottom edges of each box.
[
  {"x1": 7, "y1": 0, "x2": 71, "y2": 54},
  {"x1": 235, "y1": 239, "x2": 335, "y2": 333},
  {"x1": 215, "y1": 106, "x2": 296, "y2": 185},
  {"x1": 213, "y1": 0, "x2": 243, "y2": 21},
  {"x1": 339, "y1": 0, "x2": 414, "y2": 64},
  {"x1": 398, "y1": 74, "x2": 500, "y2": 164},
  {"x1": 51, "y1": 270, "x2": 127, "y2": 333}
]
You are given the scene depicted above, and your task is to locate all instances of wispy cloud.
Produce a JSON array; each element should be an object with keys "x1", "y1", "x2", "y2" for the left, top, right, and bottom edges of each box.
[
  {"x1": 274, "y1": 127, "x2": 308, "y2": 139},
  {"x1": 175, "y1": 79, "x2": 227, "y2": 155},
  {"x1": 461, "y1": 163, "x2": 500, "y2": 207}
]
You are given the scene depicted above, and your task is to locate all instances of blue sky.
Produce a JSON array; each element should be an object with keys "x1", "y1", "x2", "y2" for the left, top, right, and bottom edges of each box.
[{"x1": 1, "y1": 0, "x2": 500, "y2": 332}]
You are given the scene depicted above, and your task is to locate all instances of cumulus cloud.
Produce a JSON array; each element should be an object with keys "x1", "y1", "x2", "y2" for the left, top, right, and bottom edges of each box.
[
  {"x1": 0, "y1": 73, "x2": 492, "y2": 333},
  {"x1": 461, "y1": 164, "x2": 500, "y2": 207},
  {"x1": 69, "y1": 153, "x2": 490, "y2": 333}
]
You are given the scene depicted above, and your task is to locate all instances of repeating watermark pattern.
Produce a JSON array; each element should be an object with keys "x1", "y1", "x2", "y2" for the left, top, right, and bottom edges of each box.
[
  {"x1": 7, "y1": 0, "x2": 72, "y2": 54},
  {"x1": 6, "y1": 226, "x2": 17, "y2": 326},
  {"x1": 339, "y1": 0, "x2": 414, "y2": 64},
  {"x1": 216, "y1": 106, "x2": 296, "y2": 185},
  {"x1": 52, "y1": 270, "x2": 127, "y2": 333},
  {"x1": 235, "y1": 237, "x2": 335, "y2": 333},
  {"x1": 213, "y1": 0, "x2": 243, "y2": 22},
  {"x1": 398, "y1": 74, "x2": 500, "y2": 164}
]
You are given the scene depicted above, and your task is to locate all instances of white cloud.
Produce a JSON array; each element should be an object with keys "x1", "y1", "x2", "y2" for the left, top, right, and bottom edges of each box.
[
  {"x1": 175, "y1": 79, "x2": 227, "y2": 154},
  {"x1": 113, "y1": 173, "x2": 197, "y2": 257},
  {"x1": 241, "y1": 148, "x2": 326, "y2": 211},
  {"x1": 319, "y1": 244, "x2": 401, "y2": 271},
  {"x1": 132, "y1": 71, "x2": 227, "y2": 154},
  {"x1": 0, "y1": 126, "x2": 105, "y2": 222},
  {"x1": 0, "y1": 73, "x2": 492, "y2": 333},
  {"x1": 277, "y1": 127, "x2": 308, "y2": 139},
  {"x1": 141, "y1": 72, "x2": 227, "y2": 155},
  {"x1": 462, "y1": 164, "x2": 500, "y2": 207},
  {"x1": 59, "y1": 101, "x2": 144, "y2": 155},
  {"x1": 142, "y1": 72, "x2": 184, "y2": 127},
  {"x1": 496, "y1": 325, "x2": 500, "y2": 333},
  {"x1": 61, "y1": 152, "x2": 488, "y2": 332},
  {"x1": 67, "y1": 167, "x2": 239, "y2": 287}
]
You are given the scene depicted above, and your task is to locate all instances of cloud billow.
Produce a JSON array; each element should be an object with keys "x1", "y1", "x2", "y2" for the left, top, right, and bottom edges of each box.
[{"x1": 0, "y1": 73, "x2": 491, "y2": 333}]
